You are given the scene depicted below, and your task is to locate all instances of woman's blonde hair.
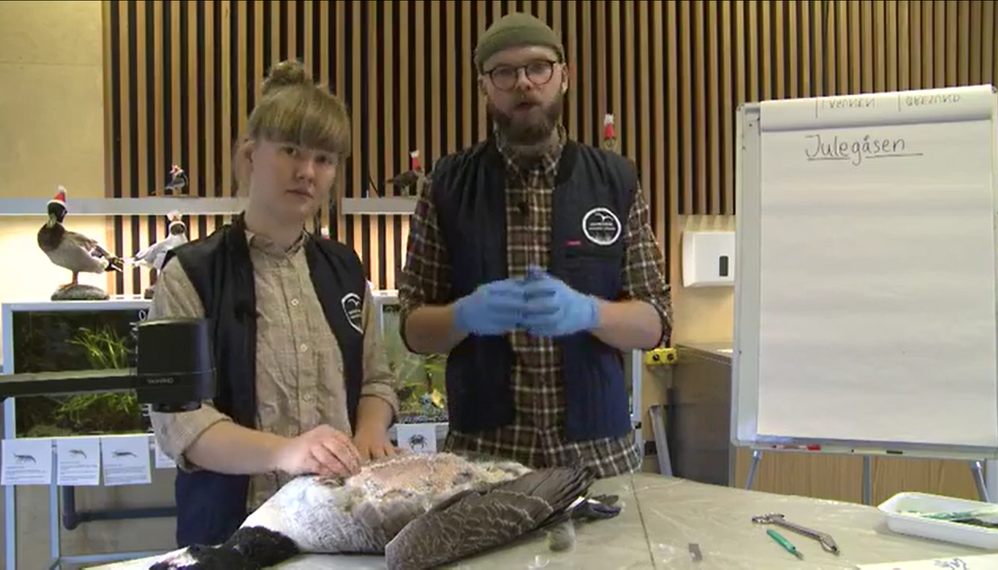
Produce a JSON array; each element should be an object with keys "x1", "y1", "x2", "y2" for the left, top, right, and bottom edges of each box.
[
  {"x1": 232, "y1": 60, "x2": 350, "y2": 194},
  {"x1": 247, "y1": 59, "x2": 351, "y2": 158}
]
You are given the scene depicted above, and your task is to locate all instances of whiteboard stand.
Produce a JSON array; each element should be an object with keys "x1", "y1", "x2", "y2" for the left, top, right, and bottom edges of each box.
[
  {"x1": 733, "y1": 84, "x2": 998, "y2": 505},
  {"x1": 743, "y1": 449, "x2": 990, "y2": 505}
]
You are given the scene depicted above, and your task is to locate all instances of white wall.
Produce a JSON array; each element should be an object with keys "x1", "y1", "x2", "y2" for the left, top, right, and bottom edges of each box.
[
  {"x1": 0, "y1": 0, "x2": 114, "y2": 364},
  {"x1": 0, "y1": 3, "x2": 178, "y2": 568}
]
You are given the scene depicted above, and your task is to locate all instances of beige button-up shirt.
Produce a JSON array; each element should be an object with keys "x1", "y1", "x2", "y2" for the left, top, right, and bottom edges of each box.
[{"x1": 148, "y1": 230, "x2": 399, "y2": 509}]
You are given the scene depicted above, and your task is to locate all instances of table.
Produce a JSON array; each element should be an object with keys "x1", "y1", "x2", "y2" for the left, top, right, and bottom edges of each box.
[{"x1": 91, "y1": 473, "x2": 988, "y2": 569}]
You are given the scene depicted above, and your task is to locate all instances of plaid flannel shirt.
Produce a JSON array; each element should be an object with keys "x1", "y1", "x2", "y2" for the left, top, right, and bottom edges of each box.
[{"x1": 399, "y1": 126, "x2": 672, "y2": 477}]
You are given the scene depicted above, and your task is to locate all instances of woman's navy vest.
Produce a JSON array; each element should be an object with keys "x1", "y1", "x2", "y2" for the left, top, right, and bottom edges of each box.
[
  {"x1": 161, "y1": 214, "x2": 367, "y2": 548},
  {"x1": 422, "y1": 139, "x2": 638, "y2": 444}
]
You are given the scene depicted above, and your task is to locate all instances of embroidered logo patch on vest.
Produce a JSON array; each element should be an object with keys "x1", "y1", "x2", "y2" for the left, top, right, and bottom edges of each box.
[
  {"x1": 341, "y1": 293, "x2": 364, "y2": 333},
  {"x1": 582, "y1": 207, "x2": 622, "y2": 246}
]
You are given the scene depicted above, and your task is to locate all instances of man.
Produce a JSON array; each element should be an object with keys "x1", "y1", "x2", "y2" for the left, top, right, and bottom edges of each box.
[
  {"x1": 398, "y1": 13, "x2": 672, "y2": 478},
  {"x1": 149, "y1": 60, "x2": 399, "y2": 548}
]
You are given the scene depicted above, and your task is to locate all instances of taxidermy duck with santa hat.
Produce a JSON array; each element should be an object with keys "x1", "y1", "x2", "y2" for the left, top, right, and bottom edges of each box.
[{"x1": 36, "y1": 186, "x2": 124, "y2": 300}]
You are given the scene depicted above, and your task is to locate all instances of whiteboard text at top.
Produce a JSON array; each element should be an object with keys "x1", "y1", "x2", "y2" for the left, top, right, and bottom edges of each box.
[{"x1": 804, "y1": 133, "x2": 924, "y2": 166}]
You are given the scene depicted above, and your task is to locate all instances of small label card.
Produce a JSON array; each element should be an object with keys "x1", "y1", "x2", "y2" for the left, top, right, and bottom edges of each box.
[
  {"x1": 56, "y1": 437, "x2": 101, "y2": 486},
  {"x1": 397, "y1": 423, "x2": 437, "y2": 454},
  {"x1": 153, "y1": 441, "x2": 176, "y2": 470},
  {"x1": 2, "y1": 438, "x2": 53, "y2": 486},
  {"x1": 100, "y1": 435, "x2": 151, "y2": 486}
]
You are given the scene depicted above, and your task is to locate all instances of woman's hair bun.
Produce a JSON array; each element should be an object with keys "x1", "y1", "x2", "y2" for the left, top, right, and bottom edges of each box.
[{"x1": 262, "y1": 60, "x2": 311, "y2": 95}]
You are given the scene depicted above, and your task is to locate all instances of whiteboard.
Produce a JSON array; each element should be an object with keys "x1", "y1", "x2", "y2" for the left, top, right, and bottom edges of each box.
[{"x1": 732, "y1": 85, "x2": 998, "y2": 459}]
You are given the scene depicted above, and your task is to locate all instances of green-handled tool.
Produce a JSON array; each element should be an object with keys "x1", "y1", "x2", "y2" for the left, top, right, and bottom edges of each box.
[
  {"x1": 766, "y1": 528, "x2": 803, "y2": 559},
  {"x1": 903, "y1": 508, "x2": 998, "y2": 521}
]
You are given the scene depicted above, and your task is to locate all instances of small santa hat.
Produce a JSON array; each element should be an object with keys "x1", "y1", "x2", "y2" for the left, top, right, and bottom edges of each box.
[
  {"x1": 48, "y1": 186, "x2": 67, "y2": 208},
  {"x1": 603, "y1": 114, "x2": 616, "y2": 140},
  {"x1": 410, "y1": 150, "x2": 421, "y2": 171}
]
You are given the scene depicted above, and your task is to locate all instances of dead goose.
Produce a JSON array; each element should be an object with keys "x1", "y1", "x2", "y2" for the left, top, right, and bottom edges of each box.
[
  {"x1": 37, "y1": 187, "x2": 124, "y2": 290},
  {"x1": 149, "y1": 452, "x2": 621, "y2": 570}
]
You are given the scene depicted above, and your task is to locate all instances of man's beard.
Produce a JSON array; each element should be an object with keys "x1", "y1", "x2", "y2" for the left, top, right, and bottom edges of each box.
[{"x1": 490, "y1": 96, "x2": 563, "y2": 147}]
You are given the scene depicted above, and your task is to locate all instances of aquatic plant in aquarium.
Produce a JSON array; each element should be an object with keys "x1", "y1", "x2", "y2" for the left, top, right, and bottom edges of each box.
[
  {"x1": 11, "y1": 309, "x2": 146, "y2": 438},
  {"x1": 382, "y1": 304, "x2": 448, "y2": 423}
]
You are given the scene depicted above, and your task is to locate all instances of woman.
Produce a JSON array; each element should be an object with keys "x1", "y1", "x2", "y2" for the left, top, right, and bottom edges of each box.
[{"x1": 149, "y1": 60, "x2": 400, "y2": 548}]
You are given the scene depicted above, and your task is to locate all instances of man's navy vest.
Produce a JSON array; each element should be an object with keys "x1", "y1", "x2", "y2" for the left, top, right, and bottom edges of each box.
[
  {"x1": 161, "y1": 214, "x2": 368, "y2": 548},
  {"x1": 427, "y1": 139, "x2": 638, "y2": 443}
]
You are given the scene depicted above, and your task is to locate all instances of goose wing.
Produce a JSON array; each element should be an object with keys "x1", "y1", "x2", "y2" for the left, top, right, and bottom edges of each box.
[{"x1": 384, "y1": 467, "x2": 594, "y2": 570}]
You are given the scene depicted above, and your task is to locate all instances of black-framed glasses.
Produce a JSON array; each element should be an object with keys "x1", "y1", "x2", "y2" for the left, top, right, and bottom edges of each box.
[{"x1": 484, "y1": 60, "x2": 557, "y2": 91}]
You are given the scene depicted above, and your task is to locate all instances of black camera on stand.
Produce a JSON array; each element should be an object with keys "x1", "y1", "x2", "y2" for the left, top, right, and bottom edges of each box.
[{"x1": 0, "y1": 318, "x2": 217, "y2": 411}]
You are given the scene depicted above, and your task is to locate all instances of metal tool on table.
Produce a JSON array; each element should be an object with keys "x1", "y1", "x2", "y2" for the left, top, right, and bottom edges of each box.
[{"x1": 751, "y1": 513, "x2": 840, "y2": 555}]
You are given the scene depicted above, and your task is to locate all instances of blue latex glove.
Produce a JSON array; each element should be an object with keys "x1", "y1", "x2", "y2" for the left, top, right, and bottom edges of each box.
[
  {"x1": 453, "y1": 278, "x2": 528, "y2": 336},
  {"x1": 521, "y1": 266, "x2": 600, "y2": 337}
]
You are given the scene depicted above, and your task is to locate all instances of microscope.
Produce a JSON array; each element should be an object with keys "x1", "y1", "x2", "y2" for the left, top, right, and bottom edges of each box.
[{"x1": 0, "y1": 318, "x2": 216, "y2": 410}]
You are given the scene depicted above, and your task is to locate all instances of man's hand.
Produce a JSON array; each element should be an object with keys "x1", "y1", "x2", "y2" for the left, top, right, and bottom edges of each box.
[
  {"x1": 353, "y1": 426, "x2": 400, "y2": 462},
  {"x1": 520, "y1": 266, "x2": 600, "y2": 337},
  {"x1": 272, "y1": 425, "x2": 362, "y2": 478},
  {"x1": 453, "y1": 278, "x2": 529, "y2": 336}
]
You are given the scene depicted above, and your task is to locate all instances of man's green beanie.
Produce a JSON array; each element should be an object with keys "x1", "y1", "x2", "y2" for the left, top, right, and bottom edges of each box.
[{"x1": 474, "y1": 13, "x2": 565, "y2": 72}]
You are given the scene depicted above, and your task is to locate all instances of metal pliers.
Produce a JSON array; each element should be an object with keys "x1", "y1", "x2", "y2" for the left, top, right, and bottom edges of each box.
[{"x1": 752, "y1": 513, "x2": 840, "y2": 555}]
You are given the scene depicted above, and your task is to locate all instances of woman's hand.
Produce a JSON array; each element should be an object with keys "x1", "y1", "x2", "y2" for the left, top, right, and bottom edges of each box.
[
  {"x1": 272, "y1": 424, "x2": 362, "y2": 477},
  {"x1": 353, "y1": 425, "x2": 400, "y2": 462}
]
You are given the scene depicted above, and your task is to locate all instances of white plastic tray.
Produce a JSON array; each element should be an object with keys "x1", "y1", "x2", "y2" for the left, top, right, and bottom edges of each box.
[{"x1": 878, "y1": 491, "x2": 998, "y2": 550}]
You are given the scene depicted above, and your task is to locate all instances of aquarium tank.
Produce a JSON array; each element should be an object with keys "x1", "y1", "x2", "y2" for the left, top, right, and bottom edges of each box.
[
  {"x1": 381, "y1": 303, "x2": 448, "y2": 423},
  {"x1": 9, "y1": 306, "x2": 149, "y2": 438}
]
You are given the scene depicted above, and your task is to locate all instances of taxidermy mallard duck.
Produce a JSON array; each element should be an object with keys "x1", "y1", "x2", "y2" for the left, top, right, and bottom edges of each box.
[
  {"x1": 148, "y1": 452, "x2": 621, "y2": 570},
  {"x1": 37, "y1": 187, "x2": 124, "y2": 298}
]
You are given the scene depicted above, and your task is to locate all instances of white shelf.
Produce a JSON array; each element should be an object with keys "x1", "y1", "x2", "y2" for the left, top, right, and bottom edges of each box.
[
  {"x1": 341, "y1": 197, "x2": 417, "y2": 215},
  {"x1": 0, "y1": 197, "x2": 248, "y2": 216},
  {"x1": 2, "y1": 297, "x2": 151, "y2": 313}
]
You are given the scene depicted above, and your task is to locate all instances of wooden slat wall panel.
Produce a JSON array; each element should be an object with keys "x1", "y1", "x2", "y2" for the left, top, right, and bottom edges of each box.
[{"x1": 102, "y1": 0, "x2": 998, "y2": 293}]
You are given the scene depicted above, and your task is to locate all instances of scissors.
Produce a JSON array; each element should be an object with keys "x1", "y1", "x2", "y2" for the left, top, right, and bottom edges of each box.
[{"x1": 751, "y1": 513, "x2": 840, "y2": 555}]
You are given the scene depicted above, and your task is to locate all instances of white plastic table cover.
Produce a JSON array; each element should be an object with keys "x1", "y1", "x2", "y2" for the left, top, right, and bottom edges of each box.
[{"x1": 90, "y1": 472, "x2": 987, "y2": 569}]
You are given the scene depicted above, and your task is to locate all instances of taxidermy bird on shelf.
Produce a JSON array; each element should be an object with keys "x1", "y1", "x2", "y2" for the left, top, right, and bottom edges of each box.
[
  {"x1": 385, "y1": 150, "x2": 429, "y2": 197},
  {"x1": 37, "y1": 187, "x2": 124, "y2": 301},
  {"x1": 147, "y1": 452, "x2": 621, "y2": 570},
  {"x1": 128, "y1": 211, "x2": 189, "y2": 299},
  {"x1": 148, "y1": 165, "x2": 190, "y2": 197},
  {"x1": 603, "y1": 113, "x2": 618, "y2": 152}
]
